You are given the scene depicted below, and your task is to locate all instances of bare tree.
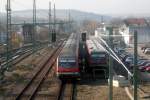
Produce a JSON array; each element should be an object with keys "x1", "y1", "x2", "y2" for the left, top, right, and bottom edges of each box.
[{"x1": 81, "y1": 20, "x2": 99, "y2": 35}]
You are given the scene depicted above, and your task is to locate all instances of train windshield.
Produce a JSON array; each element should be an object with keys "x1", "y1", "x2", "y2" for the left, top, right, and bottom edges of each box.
[
  {"x1": 59, "y1": 59, "x2": 76, "y2": 68},
  {"x1": 91, "y1": 52, "x2": 106, "y2": 59}
]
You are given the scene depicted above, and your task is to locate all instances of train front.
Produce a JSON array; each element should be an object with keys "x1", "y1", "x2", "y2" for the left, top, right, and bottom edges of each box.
[
  {"x1": 56, "y1": 33, "x2": 80, "y2": 79},
  {"x1": 57, "y1": 56, "x2": 80, "y2": 79}
]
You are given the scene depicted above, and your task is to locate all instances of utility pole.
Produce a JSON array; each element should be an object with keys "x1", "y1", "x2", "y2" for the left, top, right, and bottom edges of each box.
[
  {"x1": 54, "y1": 4, "x2": 56, "y2": 30},
  {"x1": 32, "y1": 0, "x2": 36, "y2": 52},
  {"x1": 6, "y1": 0, "x2": 12, "y2": 70},
  {"x1": 0, "y1": 0, "x2": 12, "y2": 80},
  {"x1": 48, "y1": 1, "x2": 51, "y2": 44},
  {"x1": 133, "y1": 30, "x2": 138, "y2": 100},
  {"x1": 68, "y1": 11, "x2": 71, "y2": 33},
  {"x1": 52, "y1": 4, "x2": 56, "y2": 42},
  {"x1": 108, "y1": 27, "x2": 113, "y2": 100}
]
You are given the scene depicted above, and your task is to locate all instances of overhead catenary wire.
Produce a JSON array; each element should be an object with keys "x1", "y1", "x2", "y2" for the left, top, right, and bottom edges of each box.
[{"x1": 98, "y1": 37, "x2": 133, "y2": 76}]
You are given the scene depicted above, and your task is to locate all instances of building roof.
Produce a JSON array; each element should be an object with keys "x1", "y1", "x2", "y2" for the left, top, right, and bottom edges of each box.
[
  {"x1": 129, "y1": 26, "x2": 150, "y2": 35},
  {"x1": 124, "y1": 18, "x2": 146, "y2": 26}
]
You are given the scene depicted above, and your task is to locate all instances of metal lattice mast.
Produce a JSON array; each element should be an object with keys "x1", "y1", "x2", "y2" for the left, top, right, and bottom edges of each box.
[
  {"x1": 68, "y1": 11, "x2": 71, "y2": 33},
  {"x1": 54, "y1": 4, "x2": 56, "y2": 31},
  {"x1": 6, "y1": 0, "x2": 12, "y2": 69},
  {"x1": 48, "y1": 2, "x2": 51, "y2": 43},
  {"x1": 52, "y1": 3, "x2": 56, "y2": 42},
  {"x1": 32, "y1": 0, "x2": 36, "y2": 52}
]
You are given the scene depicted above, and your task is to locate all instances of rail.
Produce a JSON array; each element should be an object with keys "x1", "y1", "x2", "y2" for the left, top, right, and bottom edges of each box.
[
  {"x1": 57, "y1": 81, "x2": 76, "y2": 100},
  {"x1": 15, "y1": 42, "x2": 64, "y2": 100}
]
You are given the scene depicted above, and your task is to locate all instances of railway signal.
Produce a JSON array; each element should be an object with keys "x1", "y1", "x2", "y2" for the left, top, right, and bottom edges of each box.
[
  {"x1": 52, "y1": 29, "x2": 56, "y2": 42},
  {"x1": 81, "y1": 32, "x2": 86, "y2": 42}
]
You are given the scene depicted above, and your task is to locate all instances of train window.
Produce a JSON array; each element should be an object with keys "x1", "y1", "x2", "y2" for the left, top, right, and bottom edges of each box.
[
  {"x1": 59, "y1": 59, "x2": 75, "y2": 62},
  {"x1": 59, "y1": 59, "x2": 76, "y2": 68},
  {"x1": 59, "y1": 62, "x2": 76, "y2": 68},
  {"x1": 91, "y1": 53, "x2": 106, "y2": 58}
]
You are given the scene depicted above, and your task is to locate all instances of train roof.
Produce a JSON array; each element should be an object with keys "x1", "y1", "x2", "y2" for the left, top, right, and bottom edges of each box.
[
  {"x1": 86, "y1": 37, "x2": 106, "y2": 53},
  {"x1": 59, "y1": 33, "x2": 79, "y2": 57}
]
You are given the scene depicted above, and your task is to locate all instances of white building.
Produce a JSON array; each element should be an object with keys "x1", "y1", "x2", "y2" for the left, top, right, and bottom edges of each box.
[
  {"x1": 119, "y1": 25, "x2": 150, "y2": 45},
  {"x1": 95, "y1": 23, "x2": 106, "y2": 37}
]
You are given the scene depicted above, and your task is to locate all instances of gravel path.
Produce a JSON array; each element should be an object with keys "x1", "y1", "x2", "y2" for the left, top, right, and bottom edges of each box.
[{"x1": 76, "y1": 80, "x2": 130, "y2": 100}]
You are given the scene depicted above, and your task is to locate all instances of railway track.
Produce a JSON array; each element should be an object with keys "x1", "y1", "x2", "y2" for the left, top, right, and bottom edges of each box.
[
  {"x1": 57, "y1": 81, "x2": 77, "y2": 100},
  {"x1": 15, "y1": 43, "x2": 64, "y2": 100},
  {"x1": 0, "y1": 42, "x2": 48, "y2": 64},
  {"x1": 0, "y1": 48, "x2": 34, "y2": 70},
  {"x1": 0, "y1": 45, "x2": 46, "y2": 71}
]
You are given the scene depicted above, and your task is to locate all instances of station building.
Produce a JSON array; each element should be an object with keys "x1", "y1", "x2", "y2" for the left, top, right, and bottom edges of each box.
[{"x1": 119, "y1": 18, "x2": 150, "y2": 46}]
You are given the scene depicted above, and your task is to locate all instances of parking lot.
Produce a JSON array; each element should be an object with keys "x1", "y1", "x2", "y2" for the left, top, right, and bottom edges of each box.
[{"x1": 118, "y1": 46, "x2": 150, "y2": 82}]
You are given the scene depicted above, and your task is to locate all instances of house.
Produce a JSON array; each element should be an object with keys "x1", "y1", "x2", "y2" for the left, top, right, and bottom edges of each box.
[
  {"x1": 124, "y1": 18, "x2": 147, "y2": 26},
  {"x1": 22, "y1": 24, "x2": 34, "y2": 43},
  {"x1": 95, "y1": 23, "x2": 106, "y2": 37},
  {"x1": 119, "y1": 25, "x2": 150, "y2": 45}
]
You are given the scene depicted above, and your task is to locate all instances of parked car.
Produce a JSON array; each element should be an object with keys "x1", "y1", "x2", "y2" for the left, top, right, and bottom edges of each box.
[
  {"x1": 141, "y1": 46, "x2": 145, "y2": 50},
  {"x1": 114, "y1": 47, "x2": 118, "y2": 53},
  {"x1": 117, "y1": 48, "x2": 125, "y2": 55},
  {"x1": 138, "y1": 60, "x2": 150, "y2": 66},
  {"x1": 144, "y1": 48, "x2": 150, "y2": 54},
  {"x1": 138, "y1": 60, "x2": 149, "y2": 66},
  {"x1": 127, "y1": 59, "x2": 148, "y2": 70},
  {"x1": 141, "y1": 46, "x2": 147, "y2": 51},
  {"x1": 123, "y1": 54, "x2": 133, "y2": 62},
  {"x1": 120, "y1": 54, "x2": 128, "y2": 61},
  {"x1": 139, "y1": 63, "x2": 150, "y2": 72},
  {"x1": 125, "y1": 57, "x2": 133, "y2": 65},
  {"x1": 145, "y1": 66, "x2": 150, "y2": 72}
]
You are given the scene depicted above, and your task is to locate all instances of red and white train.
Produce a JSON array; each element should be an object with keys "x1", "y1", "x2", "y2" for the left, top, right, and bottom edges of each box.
[
  {"x1": 56, "y1": 33, "x2": 80, "y2": 79},
  {"x1": 86, "y1": 37, "x2": 108, "y2": 77}
]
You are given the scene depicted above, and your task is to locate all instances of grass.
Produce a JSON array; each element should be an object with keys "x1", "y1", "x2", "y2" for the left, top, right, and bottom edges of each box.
[
  {"x1": 12, "y1": 73, "x2": 28, "y2": 84},
  {"x1": 0, "y1": 87, "x2": 5, "y2": 96},
  {"x1": 16, "y1": 64, "x2": 33, "y2": 71}
]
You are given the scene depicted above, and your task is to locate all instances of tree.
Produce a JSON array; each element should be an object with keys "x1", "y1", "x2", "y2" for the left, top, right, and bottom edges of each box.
[{"x1": 81, "y1": 20, "x2": 99, "y2": 35}]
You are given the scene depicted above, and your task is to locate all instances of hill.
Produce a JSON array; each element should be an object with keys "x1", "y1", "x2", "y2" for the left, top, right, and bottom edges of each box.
[{"x1": 0, "y1": 9, "x2": 112, "y2": 23}]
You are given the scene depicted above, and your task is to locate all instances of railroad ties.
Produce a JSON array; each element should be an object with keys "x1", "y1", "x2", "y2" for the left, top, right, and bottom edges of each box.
[
  {"x1": 15, "y1": 42, "x2": 64, "y2": 100},
  {"x1": 12, "y1": 32, "x2": 146, "y2": 100},
  {"x1": 57, "y1": 81, "x2": 76, "y2": 100}
]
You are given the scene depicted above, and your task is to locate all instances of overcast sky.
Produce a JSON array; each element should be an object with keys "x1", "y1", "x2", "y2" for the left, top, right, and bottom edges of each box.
[{"x1": 0, "y1": 0, "x2": 150, "y2": 15}]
